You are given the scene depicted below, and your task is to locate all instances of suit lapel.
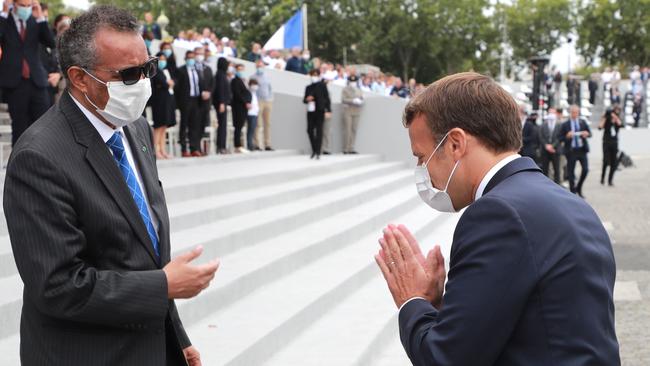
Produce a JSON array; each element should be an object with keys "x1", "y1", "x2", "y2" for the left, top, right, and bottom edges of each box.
[
  {"x1": 483, "y1": 157, "x2": 542, "y2": 196},
  {"x1": 60, "y1": 93, "x2": 160, "y2": 265}
]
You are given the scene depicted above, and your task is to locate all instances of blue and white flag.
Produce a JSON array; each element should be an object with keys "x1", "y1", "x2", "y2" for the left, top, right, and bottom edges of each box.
[{"x1": 263, "y1": 9, "x2": 304, "y2": 50}]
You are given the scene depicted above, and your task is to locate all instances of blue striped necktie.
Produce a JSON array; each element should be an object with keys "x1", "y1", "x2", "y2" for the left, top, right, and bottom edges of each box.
[{"x1": 106, "y1": 132, "x2": 160, "y2": 257}]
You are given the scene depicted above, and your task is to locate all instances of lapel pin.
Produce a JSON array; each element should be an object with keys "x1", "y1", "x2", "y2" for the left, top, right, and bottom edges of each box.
[{"x1": 142, "y1": 146, "x2": 147, "y2": 152}]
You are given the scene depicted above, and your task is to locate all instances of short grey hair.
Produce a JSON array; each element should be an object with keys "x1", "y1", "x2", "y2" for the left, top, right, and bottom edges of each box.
[{"x1": 58, "y1": 5, "x2": 140, "y2": 80}]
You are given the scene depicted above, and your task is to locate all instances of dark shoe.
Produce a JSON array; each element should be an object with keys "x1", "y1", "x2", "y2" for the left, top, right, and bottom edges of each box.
[
  {"x1": 182, "y1": 152, "x2": 192, "y2": 158},
  {"x1": 608, "y1": 182, "x2": 614, "y2": 187},
  {"x1": 578, "y1": 191, "x2": 585, "y2": 199},
  {"x1": 191, "y1": 151, "x2": 203, "y2": 157},
  {"x1": 343, "y1": 151, "x2": 349, "y2": 155},
  {"x1": 349, "y1": 151, "x2": 359, "y2": 154},
  {"x1": 316, "y1": 154, "x2": 321, "y2": 160},
  {"x1": 323, "y1": 151, "x2": 331, "y2": 155},
  {"x1": 310, "y1": 153, "x2": 315, "y2": 159},
  {"x1": 265, "y1": 147, "x2": 275, "y2": 151}
]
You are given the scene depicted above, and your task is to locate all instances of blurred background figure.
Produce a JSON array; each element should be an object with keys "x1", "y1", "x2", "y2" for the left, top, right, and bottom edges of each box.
[
  {"x1": 303, "y1": 68, "x2": 330, "y2": 159},
  {"x1": 599, "y1": 105, "x2": 622, "y2": 186},
  {"x1": 230, "y1": 63, "x2": 251, "y2": 153},
  {"x1": 151, "y1": 51, "x2": 176, "y2": 159},
  {"x1": 250, "y1": 59, "x2": 274, "y2": 151},
  {"x1": 341, "y1": 74, "x2": 363, "y2": 154}
]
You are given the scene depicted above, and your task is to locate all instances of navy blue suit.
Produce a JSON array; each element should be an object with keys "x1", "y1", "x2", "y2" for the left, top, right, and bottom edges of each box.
[{"x1": 399, "y1": 157, "x2": 619, "y2": 366}]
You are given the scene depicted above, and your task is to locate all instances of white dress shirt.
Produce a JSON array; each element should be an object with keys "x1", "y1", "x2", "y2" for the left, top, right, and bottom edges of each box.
[
  {"x1": 69, "y1": 93, "x2": 159, "y2": 234},
  {"x1": 399, "y1": 153, "x2": 521, "y2": 313}
]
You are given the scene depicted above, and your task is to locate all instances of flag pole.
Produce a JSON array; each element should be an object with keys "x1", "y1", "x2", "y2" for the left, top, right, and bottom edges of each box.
[{"x1": 302, "y1": 3, "x2": 308, "y2": 50}]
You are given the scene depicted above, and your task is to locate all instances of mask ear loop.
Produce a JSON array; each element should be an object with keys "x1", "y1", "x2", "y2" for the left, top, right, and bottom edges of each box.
[
  {"x1": 424, "y1": 132, "x2": 450, "y2": 167},
  {"x1": 443, "y1": 160, "x2": 461, "y2": 192}
]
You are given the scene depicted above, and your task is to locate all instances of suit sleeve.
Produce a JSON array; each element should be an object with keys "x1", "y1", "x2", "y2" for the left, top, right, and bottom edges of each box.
[
  {"x1": 398, "y1": 196, "x2": 537, "y2": 366},
  {"x1": 4, "y1": 149, "x2": 170, "y2": 329},
  {"x1": 323, "y1": 84, "x2": 331, "y2": 112},
  {"x1": 303, "y1": 85, "x2": 311, "y2": 104},
  {"x1": 38, "y1": 20, "x2": 56, "y2": 49},
  {"x1": 0, "y1": 15, "x2": 8, "y2": 39}
]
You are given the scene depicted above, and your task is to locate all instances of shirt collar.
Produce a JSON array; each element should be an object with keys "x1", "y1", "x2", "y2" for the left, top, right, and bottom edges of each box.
[
  {"x1": 474, "y1": 154, "x2": 521, "y2": 201},
  {"x1": 69, "y1": 92, "x2": 122, "y2": 143}
]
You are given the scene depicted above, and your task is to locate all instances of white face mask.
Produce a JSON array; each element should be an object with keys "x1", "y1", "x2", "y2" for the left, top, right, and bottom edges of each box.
[
  {"x1": 83, "y1": 70, "x2": 152, "y2": 128},
  {"x1": 414, "y1": 132, "x2": 461, "y2": 213},
  {"x1": 195, "y1": 55, "x2": 205, "y2": 63},
  {"x1": 311, "y1": 76, "x2": 320, "y2": 83}
]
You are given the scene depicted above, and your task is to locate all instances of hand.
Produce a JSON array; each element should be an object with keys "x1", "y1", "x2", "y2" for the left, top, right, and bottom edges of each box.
[
  {"x1": 201, "y1": 91, "x2": 211, "y2": 101},
  {"x1": 183, "y1": 346, "x2": 201, "y2": 366},
  {"x1": 566, "y1": 131, "x2": 574, "y2": 139},
  {"x1": 219, "y1": 103, "x2": 225, "y2": 113},
  {"x1": 545, "y1": 144, "x2": 555, "y2": 154},
  {"x1": 167, "y1": 79, "x2": 175, "y2": 88},
  {"x1": 580, "y1": 130, "x2": 589, "y2": 138},
  {"x1": 163, "y1": 246, "x2": 220, "y2": 299},
  {"x1": 245, "y1": 103, "x2": 252, "y2": 110},
  {"x1": 325, "y1": 112, "x2": 332, "y2": 119},
  {"x1": 375, "y1": 224, "x2": 446, "y2": 309},
  {"x1": 32, "y1": 0, "x2": 42, "y2": 19},
  {"x1": 306, "y1": 95, "x2": 314, "y2": 102},
  {"x1": 2, "y1": 0, "x2": 11, "y2": 13},
  {"x1": 47, "y1": 73, "x2": 61, "y2": 87}
]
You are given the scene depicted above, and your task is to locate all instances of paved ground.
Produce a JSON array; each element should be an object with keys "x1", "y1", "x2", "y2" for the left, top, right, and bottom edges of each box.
[{"x1": 580, "y1": 153, "x2": 650, "y2": 365}]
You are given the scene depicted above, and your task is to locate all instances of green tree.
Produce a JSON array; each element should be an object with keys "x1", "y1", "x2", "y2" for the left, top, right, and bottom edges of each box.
[
  {"x1": 577, "y1": 0, "x2": 650, "y2": 67},
  {"x1": 504, "y1": 0, "x2": 572, "y2": 65}
]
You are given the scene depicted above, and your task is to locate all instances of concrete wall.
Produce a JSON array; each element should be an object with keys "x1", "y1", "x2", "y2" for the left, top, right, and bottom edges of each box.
[{"x1": 235, "y1": 59, "x2": 413, "y2": 164}]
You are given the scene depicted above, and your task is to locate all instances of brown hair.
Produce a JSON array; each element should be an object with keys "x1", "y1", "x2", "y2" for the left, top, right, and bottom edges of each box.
[{"x1": 403, "y1": 72, "x2": 522, "y2": 153}]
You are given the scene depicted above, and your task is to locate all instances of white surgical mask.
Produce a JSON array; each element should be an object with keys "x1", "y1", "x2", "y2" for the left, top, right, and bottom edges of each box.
[
  {"x1": 414, "y1": 132, "x2": 460, "y2": 213},
  {"x1": 83, "y1": 70, "x2": 152, "y2": 128},
  {"x1": 195, "y1": 55, "x2": 205, "y2": 63},
  {"x1": 250, "y1": 85, "x2": 259, "y2": 91},
  {"x1": 311, "y1": 76, "x2": 320, "y2": 83}
]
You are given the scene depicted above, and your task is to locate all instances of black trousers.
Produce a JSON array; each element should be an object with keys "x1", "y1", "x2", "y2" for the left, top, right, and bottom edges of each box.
[
  {"x1": 601, "y1": 141, "x2": 618, "y2": 184},
  {"x1": 541, "y1": 149, "x2": 561, "y2": 184},
  {"x1": 566, "y1": 148, "x2": 589, "y2": 194},
  {"x1": 232, "y1": 105, "x2": 247, "y2": 148},
  {"x1": 307, "y1": 111, "x2": 324, "y2": 155},
  {"x1": 4, "y1": 79, "x2": 51, "y2": 146},
  {"x1": 216, "y1": 109, "x2": 228, "y2": 150},
  {"x1": 179, "y1": 97, "x2": 202, "y2": 153}
]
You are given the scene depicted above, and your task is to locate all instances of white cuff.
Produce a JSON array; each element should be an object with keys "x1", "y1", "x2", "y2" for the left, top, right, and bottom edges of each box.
[
  {"x1": 36, "y1": 17, "x2": 46, "y2": 23},
  {"x1": 399, "y1": 297, "x2": 427, "y2": 312},
  {"x1": 0, "y1": 12, "x2": 8, "y2": 18}
]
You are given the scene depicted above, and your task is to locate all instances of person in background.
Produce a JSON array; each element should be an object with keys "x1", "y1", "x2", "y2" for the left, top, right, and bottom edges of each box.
[
  {"x1": 303, "y1": 68, "x2": 331, "y2": 159},
  {"x1": 247, "y1": 78, "x2": 259, "y2": 151},
  {"x1": 520, "y1": 111, "x2": 540, "y2": 163},
  {"x1": 151, "y1": 52, "x2": 176, "y2": 159},
  {"x1": 250, "y1": 58, "x2": 274, "y2": 151},
  {"x1": 228, "y1": 39, "x2": 238, "y2": 58},
  {"x1": 194, "y1": 46, "x2": 214, "y2": 151},
  {"x1": 142, "y1": 11, "x2": 161, "y2": 40},
  {"x1": 246, "y1": 42, "x2": 262, "y2": 62},
  {"x1": 230, "y1": 64, "x2": 251, "y2": 153},
  {"x1": 38, "y1": 3, "x2": 61, "y2": 108},
  {"x1": 561, "y1": 104, "x2": 592, "y2": 198},
  {"x1": 174, "y1": 50, "x2": 203, "y2": 157},
  {"x1": 632, "y1": 93, "x2": 642, "y2": 128},
  {"x1": 159, "y1": 41, "x2": 178, "y2": 79},
  {"x1": 341, "y1": 74, "x2": 363, "y2": 154},
  {"x1": 213, "y1": 57, "x2": 231, "y2": 154},
  {"x1": 302, "y1": 49, "x2": 313, "y2": 73},
  {"x1": 52, "y1": 13, "x2": 70, "y2": 36},
  {"x1": 0, "y1": 0, "x2": 56, "y2": 146},
  {"x1": 588, "y1": 73, "x2": 599, "y2": 105},
  {"x1": 286, "y1": 46, "x2": 306, "y2": 74},
  {"x1": 539, "y1": 108, "x2": 563, "y2": 184},
  {"x1": 599, "y1": 105, "x2": 622, "y2": 186},
  {"x1": 391, "y1": 78, "x2": 409, "y2": 98}
]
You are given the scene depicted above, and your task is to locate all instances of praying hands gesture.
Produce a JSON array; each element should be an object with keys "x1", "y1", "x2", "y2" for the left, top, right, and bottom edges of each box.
[{"x1": 375, "y1": 224, "x2": 446, "y2": 309}]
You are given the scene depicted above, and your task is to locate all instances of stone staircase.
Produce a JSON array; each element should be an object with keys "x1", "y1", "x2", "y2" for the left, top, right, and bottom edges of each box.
[{"x1": 0, "y1": 150, "x2": 460, "y2": 365}]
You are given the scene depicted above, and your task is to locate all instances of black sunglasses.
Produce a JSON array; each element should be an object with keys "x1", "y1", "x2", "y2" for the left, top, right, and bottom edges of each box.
[{"x1": 93, "y1": 57, "x2": 159, "y2": 85}]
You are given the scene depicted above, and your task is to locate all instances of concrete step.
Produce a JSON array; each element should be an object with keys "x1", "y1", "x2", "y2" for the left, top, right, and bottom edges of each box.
[
  {"x1": 168, "y1": 169, "x2": 412, "y2": 260},
  {"x1": 159, "y1": 154, "x2": 381, "y2": 204},
  {"x1": 184, "y1": 204, "x2": 458, "y2": 365},
  {"x1": 156, "y1": 149, "x2": 300, "y2": 170}
]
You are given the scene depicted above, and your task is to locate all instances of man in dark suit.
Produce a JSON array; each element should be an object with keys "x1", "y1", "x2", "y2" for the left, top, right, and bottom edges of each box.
[
  {"x1": 303, "y1": 68, "x2": 331, "y2": 159},
  {"x1": 3, "y1": 6, "x2": 218, "y2": 365},
  {"x1": 194, "y1": 46, "x2": 214, "y2": 144},
  {"x1": 0, "y1": 0, "x2": 56, "y2": 145},
  {"x1": 539, "y1": 108, "x2": 563, "y2": 183},
  {"x1": 520, "y1": 112, "x2": 539, "y2": 162},
  {"x1": 175, "y1": 50, "x2": 204, "y2": 157},
  {"x1": 560, "y1": 104, "x2": 592, "y2": 197},
  {"x1": 375, "y1": 73, "x2": 619, "y2": 366}
]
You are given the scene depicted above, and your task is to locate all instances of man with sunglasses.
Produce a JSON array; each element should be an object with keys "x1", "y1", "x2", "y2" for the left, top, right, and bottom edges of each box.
[{"x1": 4, "y1": 5, "x2": 219, "y2": 365}]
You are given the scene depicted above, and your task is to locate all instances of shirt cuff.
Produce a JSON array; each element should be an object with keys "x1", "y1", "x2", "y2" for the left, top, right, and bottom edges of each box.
[
  {"x1": 399, "y1": 297, "x2": 427, "y2": 312},
  {"x1": 36, "y1": 17, "x2": 47, "y2": 23},
  {"x1": 0, "y1": 12, "x2": 8, "y2": 18}
]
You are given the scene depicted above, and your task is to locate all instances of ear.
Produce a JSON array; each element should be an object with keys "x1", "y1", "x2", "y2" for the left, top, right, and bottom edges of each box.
[
  {"x1": 67, "y1": 66, "x2": 90, "y2": 94},
  {"x1": 446, "y1": 128, "x2": 468, "y2": 161}
]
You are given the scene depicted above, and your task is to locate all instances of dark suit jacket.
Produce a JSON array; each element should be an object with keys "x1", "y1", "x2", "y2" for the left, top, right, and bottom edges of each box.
[
  {"x1": 399, "y1": 157, "x2": 619, "y2": 366},
  {"x1": 303, "y1": 81, "x2": 331, "y2": 113},
  {"x1": 230, "y1": 76, "x2": 251, "y2": 123},
  {"x1": 539, "y1": 120, "x2": 563, "y2": 152},
  {"x1": 520, "y1": 120, "x2": 539, "y2": 159},
  {"x1": 3, "y1": 92, "x2": 191, "y2": 365},
  {"x1": 560, "y1": 118, "x2": 592, "y2": 154},
  {"x1": 174, "y1": 65, "x2": 204, "y2": 111},
  {"x1": 196, "y1": 64, "x2": 214, "y2": 106},
  {"x1": 0, "y1": 13, "x2": 55, "y2": 88}
]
